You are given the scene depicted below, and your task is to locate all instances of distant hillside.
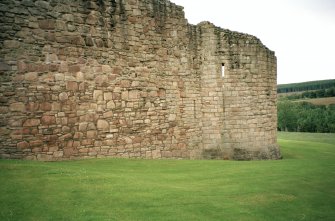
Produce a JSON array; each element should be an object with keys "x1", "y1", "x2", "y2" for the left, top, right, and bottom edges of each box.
[
  {"x1": 277, "y1": 79, "x2": 335, "y2": 94},
  {"x1": 297, "y1": 97, "x2": 335, "y2": 106}
]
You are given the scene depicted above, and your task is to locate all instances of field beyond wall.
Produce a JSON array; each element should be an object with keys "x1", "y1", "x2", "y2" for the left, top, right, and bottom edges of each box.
[{"x1": 1, "y1": 132, "x2": 334, "y2": 221}]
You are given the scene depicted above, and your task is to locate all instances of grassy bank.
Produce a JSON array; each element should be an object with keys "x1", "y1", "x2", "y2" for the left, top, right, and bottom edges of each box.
[{"x1": 1, "y1": 132, "x2": 334, "y2": 221}]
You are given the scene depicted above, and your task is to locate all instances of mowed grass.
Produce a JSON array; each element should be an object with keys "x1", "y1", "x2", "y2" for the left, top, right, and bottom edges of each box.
[{"x1": 1, "y1": 132, "x2": 334, "y2": 221}]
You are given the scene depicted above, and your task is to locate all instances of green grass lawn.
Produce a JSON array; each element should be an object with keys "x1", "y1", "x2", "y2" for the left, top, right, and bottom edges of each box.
[{"x1": 1, "y1": 132, "x2": 334, "y2": 221}]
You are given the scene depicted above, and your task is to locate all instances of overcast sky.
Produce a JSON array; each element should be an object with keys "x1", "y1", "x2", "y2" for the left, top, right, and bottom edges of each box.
[{"x1": 172, "y1": 0, "x2": 335, "y2": 84}]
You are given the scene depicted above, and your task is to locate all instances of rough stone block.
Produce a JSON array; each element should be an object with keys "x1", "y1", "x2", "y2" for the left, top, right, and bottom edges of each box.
[
  {"x1": 121, "y1": 91, "x2": 128, "y2": 100},
  {"x1": 104, "y1": 93, "x2": 113, "y2": 101},
  {"x1": 129, "y1": 90, "x2": 139, "y2": 99},
  {"x1": 25, "y1": 72, "x2": 38, "y2": 81},
  {"x1": 4, "y1": 40, "x2": 20, "y2": 48},
  {"x1": 79, "y1": 122, "x2": 88, "y2": 132},
  {"x1": 37, "y1": 154, "x2": 53, "y2": 161},
  {"x1": 0, "y1": 61, "x2": 11, "y2": 71},
  {"x1": 87, "y1": 130, "x2": 97, "y2": 139},
  {"x1": 59, "y1": 92, "x2": 68, "y2": 101},
  {"x1": 38, "y1": 19, "x2": 55, "y2": 30},
  {"x1": 152, "y1": 150, "x2": 161, "y2": 159},
  {"x1": 23, "y1": 119, "x2": 40, "y2": 127},
  {"x1": 68, "y1": 65, "x2": 81, "y2": 73},
  {"x1": 41, "y1": 115, "x2": 56, "y2": 125},
  {"x1": 66, "y1": 81, "x2": 78, "y2": 91},
  {"x1": 10, "y1": 102, "x2": 25, "y2": 112},
  {"x1": 103, "y1": 111, "x2": 113, "y2": 118},
  {"x1": 53, "y1": 151, "x2": 64, "y2": 158},
  {"x1": 93, "y1": 90, "x2": 103, "y2": 101},
  {"x1": 97, "y1": 119, "x2": 109, "y2": 131},
  {"x1": 102, "y1": 65, "x2": 111, "y2": 72},
  {"x1": 17, "y1": 141, "x2": 30, "y2": 149},
  {"x1": 95, "y1": 75, "x2": 108, "y2": 86}
]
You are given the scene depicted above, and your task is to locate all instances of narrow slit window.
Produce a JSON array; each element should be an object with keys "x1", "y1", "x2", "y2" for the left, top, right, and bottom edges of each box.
[{"x1": 221, "y1": 63, "x2": 225, "y2": 78}]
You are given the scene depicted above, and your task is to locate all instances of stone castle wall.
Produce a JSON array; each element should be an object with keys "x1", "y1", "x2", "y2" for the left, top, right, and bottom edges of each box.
[{"x1": 0, "y1": 0, "x2": 280, "y2": 160}]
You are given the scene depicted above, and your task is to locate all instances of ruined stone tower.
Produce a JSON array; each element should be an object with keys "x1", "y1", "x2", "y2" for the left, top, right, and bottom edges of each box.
[{"x1": 0, "y1": 0, "x2": 280, "y2": 160}]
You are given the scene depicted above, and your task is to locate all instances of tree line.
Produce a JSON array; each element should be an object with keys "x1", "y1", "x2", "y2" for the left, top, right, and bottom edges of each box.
[
  {"x1": 284, "y1": 87, "x2": 335, "y2": 100},
  {"x1": 277, "y1": 99, "x2": 335, "y2": 133},
  {"x1": 277, "y1": 79, "x2": 335, "y2": 94}
]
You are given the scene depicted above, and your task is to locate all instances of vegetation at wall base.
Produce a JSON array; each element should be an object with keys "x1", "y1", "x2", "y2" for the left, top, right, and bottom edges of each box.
[{"x1": 1, "y1": 132, "x2": 334, "y2": 221}]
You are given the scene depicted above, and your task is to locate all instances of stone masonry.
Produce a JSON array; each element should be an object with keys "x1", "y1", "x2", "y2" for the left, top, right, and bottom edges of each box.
[{"x1": 0, "y1": 0, "x2": 280, "y2": 160}]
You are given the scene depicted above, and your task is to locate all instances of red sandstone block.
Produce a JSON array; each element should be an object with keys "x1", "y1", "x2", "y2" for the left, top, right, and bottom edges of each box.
[
  {"x1": 63, "y1": 148, "x2": 77, "y2": 157},
  {"x1": 39, "y1": 102, "x2": 52, "y2": 111},
  {"x1": 68, "y1": 65, "x2": 81, "y2": 73},
  {"x1": 22, "y1": 128, "x2": 31, "y2": 135},
  {"x1": 74, "y1": 132, "x2": 84, "y2": 139},
  {"x1": 73, "y1": 141, "x2": 80, "y2": 148},
  {"x1": 66, "y1": 81, "x2": 78, "y2": 91},
  {"x1": 49, "y1": 64, "x2": 59, "y2": 72},
  {"x1": 17, "y1": 141, "x2": 30, "y2": 149},
  {"x1": 30, "y1": 140, "x2": 43, "y2": 147},
  {"x1": 132, "y1": 137, "x2": 143, "y2": 144},
  {"x1": 78, "y1": 82, "x2": 86, "y2": 91},
  {"x1": 95, "y1": 75, "x2": 108, "y2": 86},
  {"x1": 107, "y1": 74, "x2": 117, "y2": 81},
  {"x1": 23, "y1": 119, "x2": 40, "y2": 127},
  {"x1": 112, "y1": 92, "x2": 121, "y2": 100},
  {"x1": 41, "y1": 115, "x2": 56, "y2": 125},
  {"x1": 112, "y1": 67, "x2": 122, "y2": 75}
]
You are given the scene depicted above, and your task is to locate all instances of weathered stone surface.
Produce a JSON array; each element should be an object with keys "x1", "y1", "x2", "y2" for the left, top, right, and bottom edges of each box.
[
  {"x1": 25, "y1": 72, "x2": 38, "y2": 81},
  {"x1": 0, "y1": 0, "x2": 279, "y2": 161},
  {"x1": 23, "y1": 119, "x2": 40, "y2": 127},
  {"x1": 10, "y1": 103, "x2": 25, "y2": 112},
  {"x1": 38, "y1": 19, "x2": 55, "y2": 30},
  {"x1": 0, "y1": 61, "x2": 11, "y2": 71},
  {"x1": 97, "y1": 120, "x2": 109, "y2": 131},
  {"x1": 59, "y1": 92, "x2": 68, "y2": 101},
  {"x1": 41, "y1": 115, "x2": 56, "y2": 125},
  {"x1": 66, "y1": 81, "x2": 78, "y2": 91},
  {"x1": 17, "y1": 141, "x2": 30, "y2": 149},
  {"x1": 93, "y1": 90, "x2": 103, "y2": 101},
  {"x1": 4, "y1": 40, "x2": 20, "y2": 48}
]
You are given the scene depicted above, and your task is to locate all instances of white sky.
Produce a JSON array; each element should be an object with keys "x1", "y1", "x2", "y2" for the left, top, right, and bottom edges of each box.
[{"x1": 172, "y1": 0, "x2": 335, "y2": 84}]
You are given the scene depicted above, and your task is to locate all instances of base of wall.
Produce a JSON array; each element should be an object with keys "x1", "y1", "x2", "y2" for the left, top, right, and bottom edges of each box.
[
  {"x1": 1, "y1": 144, "x2": 281, "y2": 161},
  {"x1": 231, "y1": 144, "x2": 281, "y2": 160},
  {"x1": 198, "y1": 144, "x2": 281, "y2": 160}
]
